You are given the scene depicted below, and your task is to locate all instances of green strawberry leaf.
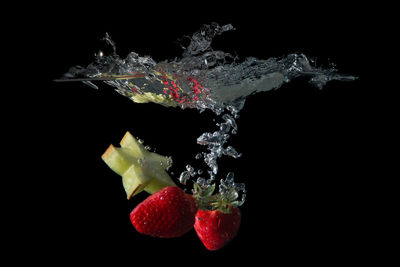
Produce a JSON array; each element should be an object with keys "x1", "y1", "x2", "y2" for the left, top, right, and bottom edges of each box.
[{"x1": 203, "y1": 183, "x2": 216, "y2": 197}]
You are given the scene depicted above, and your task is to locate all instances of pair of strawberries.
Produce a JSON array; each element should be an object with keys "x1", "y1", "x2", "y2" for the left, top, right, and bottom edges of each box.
[{"x1": 130, "y1": 186, "x2": 241, "y2": 251}]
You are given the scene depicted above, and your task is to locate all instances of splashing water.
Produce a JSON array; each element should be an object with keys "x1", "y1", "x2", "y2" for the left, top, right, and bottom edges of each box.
[{"x1": 56, "y1": 23, "x2": 357, "y2": 206}]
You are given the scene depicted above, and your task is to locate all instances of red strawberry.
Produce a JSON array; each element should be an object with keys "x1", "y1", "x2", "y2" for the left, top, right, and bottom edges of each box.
[
  {"x1": 194, "y1": 207, "x2": 241, "y2": 251},
  {"x1": 130, "y1": 186, "x2": 198, "y2": 238}
]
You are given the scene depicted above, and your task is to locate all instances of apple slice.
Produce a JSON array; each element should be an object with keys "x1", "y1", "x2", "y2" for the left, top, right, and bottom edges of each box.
[
  {"x1": 119, "y1": 131, "x2": 147, "y2": 158},
  {"x1": 144, "y1": 169, "x2": 176, "y2": 194},
  {"x1": 122, "y1": 164, "x2": 152, "y2": 199},
  {"x1": 102, "y1": 145, "x2": 151, "y2": 199},
  {"x1": 101, "y1": 144, "x2": 135, "y2": 176},
  {"x1": 120, "y1": 131, "x2": 171, "y2": 168},
  {"x1": 120, "y1": 131, "x2": 176, "y2": 193},
  {"x1": 102, "y1": 131, "x2": 177, "y2": 199}
]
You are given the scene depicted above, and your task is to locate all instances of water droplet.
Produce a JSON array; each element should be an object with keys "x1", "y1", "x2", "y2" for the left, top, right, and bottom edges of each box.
[
  {"x1": 219, "y1": 122, "x2": 231, "y2": 133},
  {"x1": 195, "y1": 153, "x2": 202, "y2": 159},
  {"x1": 186, "y1": 165, "x2": 194, "y2": 172},
  {"x1": 138, "y1": 139, "x2": 144, "y2": 144},
  {"x1": 212, "y1": 165, "x2": 218, "y2": 174},
  {"x1": 145, "y1": 145, "x2": 151, "y2": 150},
  {"x1": 166, "y1": 157, "x2": 173, "y2": 170},
  {"x1": 179, "y1": 171, "x2": 191, "y2": 185},
  {"x1": 226, "y1": 172, "x2": 234, "y2": 181},
  {"x1": 224, "y1": 146, "x2": 241, "y2": 158}
]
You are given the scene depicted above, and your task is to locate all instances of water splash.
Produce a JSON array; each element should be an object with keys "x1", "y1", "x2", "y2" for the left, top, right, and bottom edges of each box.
[
  {"x1": 56, "y1": 23, "x2": 357, "y2": 207},
  {"x1": 56, "y1": 22, "x2": 356, "y2": 112},
  {"x1": 197, "y1": 108, "x2": 242, "y2": 176}
]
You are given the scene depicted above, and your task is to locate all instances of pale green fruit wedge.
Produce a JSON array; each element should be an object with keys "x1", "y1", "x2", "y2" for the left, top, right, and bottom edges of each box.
[
  {"x1": 122, "y1": 164, "x2": 152, "y2": 199},
  {"x1": 102, "y1": 144, "x2": 151, "y2": 199},
  {"x1": 101, "y1": 144, "x2": 135, "y2": 176},
  {"x1": 101, "y1": 131, "x2": 176, "y2": 199},
  {"x1": 119, "y1": 131, "x2": 176, "y2": 193},
  {"x1": 120, "y1": 131, "x2": 170, "y2": 168},
  {"x1": 119, "y1": 131, "x2": 147, "y2": 158},
  {"x1": 144, "y1": 169, "x2": 176, "y2": 194}
]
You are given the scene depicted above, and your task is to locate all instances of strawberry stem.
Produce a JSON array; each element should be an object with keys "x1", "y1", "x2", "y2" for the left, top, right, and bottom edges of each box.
[{"x1": 192, "y1": 174, "x2": 246, "y2": 213}]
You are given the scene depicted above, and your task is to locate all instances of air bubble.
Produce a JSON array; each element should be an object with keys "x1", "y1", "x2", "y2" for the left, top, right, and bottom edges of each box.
[
  {"x1": 179, "y1": 171, "x2": 191, "y2": 185},
  {"x1": 137, "y1": 158, "x2": 144, "y2": 166},
  {"x1": 226, "y1": 172, "x2": 234, "y2": 182},
  {"x1": 166, "y1": 157, "x2": 173, "y2": 170},
  {"x1": 186, "y1": 165, "x2": 194, "y2": 172}
]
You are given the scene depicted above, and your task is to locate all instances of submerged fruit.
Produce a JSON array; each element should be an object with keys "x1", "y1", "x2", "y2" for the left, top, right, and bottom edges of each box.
[
  {"x1": 192, "y1": 176, "x2": 244, "y2": 250},
  {"x1": 102, "y1": 131, "x2": 176, "y2": 199},
  {"x1": 130, "y1": 186, "x2": 198, "y2": 238},
  {"x1": 194, "y1": 208, "x2": 241, "y2": 251}
]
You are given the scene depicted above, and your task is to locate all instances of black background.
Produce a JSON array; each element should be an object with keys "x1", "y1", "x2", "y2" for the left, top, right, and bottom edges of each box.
[{"x1": 15, "y1": 1, "x2": 379, "y2": 265}]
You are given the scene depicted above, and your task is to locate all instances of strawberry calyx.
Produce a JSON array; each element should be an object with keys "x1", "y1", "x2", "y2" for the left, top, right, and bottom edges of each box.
[
  {"x1": 192, "y1": 173, "x2": 246, "y2": 214},
  {"x1": 192, "y1": 180, "x2": 216, "y2": 210}
]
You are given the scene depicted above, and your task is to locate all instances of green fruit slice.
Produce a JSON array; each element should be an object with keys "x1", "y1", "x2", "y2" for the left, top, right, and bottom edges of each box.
[
  {"x1": 120, "y1": 131, "x2": 176, "y2": 193},
  {"x1": 101, "y1": 144, "x2": 135, "y2": 176},
  {"x1": 120, "y1": 131, "x2": 171, "y2": 168},
  {"x1": 119, "y1": 131, "x2": 147, "y2": 158},
  {"x1": 101, "y1": 131, "x2": 177, "y2": 199},
  {"x1": 122, "y1": 164, "x2": 152, "y2": 199},
  {"x1": 144, "y1": 169, "x2": 176, "y2": 194}
]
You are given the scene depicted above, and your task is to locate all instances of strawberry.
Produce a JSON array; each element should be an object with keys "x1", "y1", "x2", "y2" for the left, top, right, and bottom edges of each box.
[
  {"x1": 130, "y1": 186, "x2": 198, "y2": 238},
  {"x1": 192, "y1": 175, "x2": 245, "y2": 250},
  {"x1": 194, "y1": 208, "x2": 241, "y2": 250}
]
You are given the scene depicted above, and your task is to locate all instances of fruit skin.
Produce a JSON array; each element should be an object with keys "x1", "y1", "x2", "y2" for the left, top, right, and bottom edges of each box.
[
  {"x1": 194, "y1": 208, "x2": 241, "y2": 251},
  {"x1": 130, "y1": 186, "x2": 198, "y2": 238}
]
